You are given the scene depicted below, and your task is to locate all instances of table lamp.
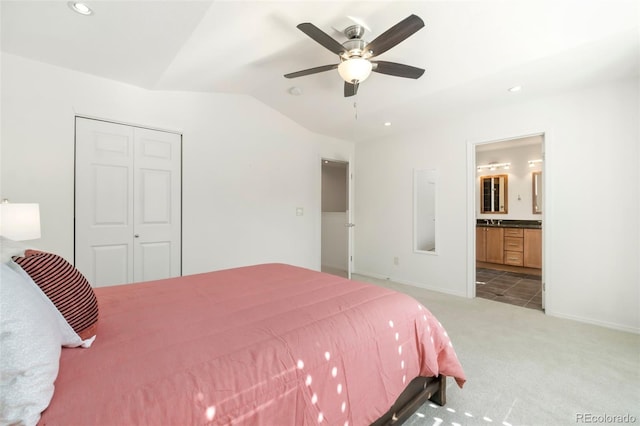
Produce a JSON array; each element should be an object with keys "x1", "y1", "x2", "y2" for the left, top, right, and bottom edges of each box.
[{"x1": 0, "y1": 200, "x2": 41, "y2": 241}]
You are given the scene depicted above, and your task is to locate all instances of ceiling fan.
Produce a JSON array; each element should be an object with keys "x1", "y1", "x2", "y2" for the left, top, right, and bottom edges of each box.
[{"x1": 284, "y1": 14, "x2": 425, "y2": 97}]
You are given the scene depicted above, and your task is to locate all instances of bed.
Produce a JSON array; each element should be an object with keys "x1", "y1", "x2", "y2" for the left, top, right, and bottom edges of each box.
[{"x1": 1, "y1": 253, "x2": 465, "y2": 426}]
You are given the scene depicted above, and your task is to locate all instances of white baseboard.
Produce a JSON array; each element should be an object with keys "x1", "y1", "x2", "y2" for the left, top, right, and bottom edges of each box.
[
  {"x1": 354, "y1": 270, "x2": 639, "y2": 334},
  {"x1": 352, "y1": 269, "x2": 468, "y2": 298},
  {"x1": 545, "y1": 309, "x2": 640, "y2": 335}
]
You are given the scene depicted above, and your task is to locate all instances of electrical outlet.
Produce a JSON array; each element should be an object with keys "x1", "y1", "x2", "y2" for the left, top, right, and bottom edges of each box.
[{"x1": 393, "y1": 256, "x2": 399, "y2": 266}]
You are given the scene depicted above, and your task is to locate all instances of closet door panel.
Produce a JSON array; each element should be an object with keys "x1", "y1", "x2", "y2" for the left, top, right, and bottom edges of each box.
[
  {"x1": 75, "y1": 118, "x2": 134, "y2": 287},
  {"x1": 133, "y1": 127, "x2": 181, "y2": 282},
  {"x1": 94, "y1": 165, "x2": 129, "y2": 225},
  {"x1": 139, "y1": 241, "x2": 172, "y2": 282},
  {"x1": 92, "y1": 244, "x2": 129, "y2": 286},
  {"x1": 76, "y1": 118, "x2": 181, "y2": 287},
  {"x1": 140, "y1": 169, "x2": 171, "y2": 223}
]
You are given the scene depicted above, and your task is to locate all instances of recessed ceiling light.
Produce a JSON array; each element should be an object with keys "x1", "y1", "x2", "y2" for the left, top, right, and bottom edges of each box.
[
  {"x1": 288, "y1": 86, "x2": 303, "y2": 96},
  {"x1": 508, "y1": 85, "x2": 522, "y2": 93},
  {"x1": 384, "y1": 122, "x2": 392, "y2": 127},
  {"x1": 68, "y1": 2, "x2": 93, "y2": 15}
]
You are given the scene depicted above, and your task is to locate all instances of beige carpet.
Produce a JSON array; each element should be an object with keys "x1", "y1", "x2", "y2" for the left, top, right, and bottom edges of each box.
[{"x1": 352, "y1": 274, "x2": 640, "y2": 426}]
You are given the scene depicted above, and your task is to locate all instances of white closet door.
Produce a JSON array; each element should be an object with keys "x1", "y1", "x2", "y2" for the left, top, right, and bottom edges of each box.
[
  {"x1": 75, "y1": 117, "x2": 181, "y2": 287},
  {"x1": 133, "y1": 127, "x2": 181, "y2": 282}
]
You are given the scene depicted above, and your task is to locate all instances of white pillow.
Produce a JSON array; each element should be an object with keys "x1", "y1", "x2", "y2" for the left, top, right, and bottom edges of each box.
[
  {"x1": 6, "y1": 261, "x2": 85, "y2": 347},
  {"x1": 0, "y1": 261, "x2": 82, "y2": 425}
]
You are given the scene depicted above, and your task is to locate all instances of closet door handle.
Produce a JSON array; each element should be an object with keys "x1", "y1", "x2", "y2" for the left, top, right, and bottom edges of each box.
[{"x1": 134, "y1": 234, "x2": 140, "y2": 238}]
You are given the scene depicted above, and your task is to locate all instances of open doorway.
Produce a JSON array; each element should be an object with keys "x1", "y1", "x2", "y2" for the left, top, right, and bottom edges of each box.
[
  {"x1": 473, "y1": 135, "x2": 545, "y2": 311},
  {"x1": 321, "y1": 159, "x2": 350, "y2": 278}
]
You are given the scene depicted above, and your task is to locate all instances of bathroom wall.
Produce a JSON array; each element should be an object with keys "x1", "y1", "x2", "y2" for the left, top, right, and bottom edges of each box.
[{"x1": 476, "y1": 138, "x2": 543, "y2": 220}]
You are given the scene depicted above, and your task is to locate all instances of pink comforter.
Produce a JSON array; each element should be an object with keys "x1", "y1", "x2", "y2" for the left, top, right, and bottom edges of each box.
[{"x1": 40, "y1": 264, "x2": 465, "y2": 425}]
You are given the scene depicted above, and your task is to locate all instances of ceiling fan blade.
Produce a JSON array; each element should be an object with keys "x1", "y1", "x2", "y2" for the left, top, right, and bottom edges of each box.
[
  {"x1": 284, "y1": 64, "x2": 338, "y2": 79},
  {"x1": 371, "y1": 61, "x2": 425, "y2": 79},
  {"x1": 344, "y1": 82, "x2": 359, "y2": 97},
  {"x1": 364, "y1": 14, "x2": 424, "y2": 57},
  {"x1": 297, "y1": 23, "x2": 346, "y2": 55}
]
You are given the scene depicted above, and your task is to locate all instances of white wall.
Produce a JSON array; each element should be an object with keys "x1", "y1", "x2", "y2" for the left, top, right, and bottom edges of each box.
[
  {"x1": 355, "y1": 77, "x2": 639, "y2": 333},
  {"x1": 0, "y1": 53, "x2": 354, "y2": 275}
]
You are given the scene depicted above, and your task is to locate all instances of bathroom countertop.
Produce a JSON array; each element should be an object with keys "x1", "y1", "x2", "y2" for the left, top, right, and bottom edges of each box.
[{"x1": 476, "y1": 219, "x2": 542, "y2": 229}]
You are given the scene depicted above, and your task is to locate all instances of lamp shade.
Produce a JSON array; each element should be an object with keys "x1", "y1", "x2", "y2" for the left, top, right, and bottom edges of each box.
[
  {"x1": 0, "y1": 203, "x2": 41, "y2": 241},
  {"x1": 338, "y1": 58, "x2": 373, "y2": 83}
]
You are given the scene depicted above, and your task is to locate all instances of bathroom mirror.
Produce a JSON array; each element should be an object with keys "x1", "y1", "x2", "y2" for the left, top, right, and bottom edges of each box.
[
  {"x1": 480, "y1": 174, "x2": 508, "y2": 213},
  {"x1": 532, "y1": 171, "x2": 542, "y2": 214},
  {"x1": 414, "y1": 169, "x2": 437, "y2": 254}
]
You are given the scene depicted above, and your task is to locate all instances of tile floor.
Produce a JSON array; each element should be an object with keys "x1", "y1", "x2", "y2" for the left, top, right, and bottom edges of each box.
[{"x1": 475, "y1": 267, "x2": 543, "y2": 310}]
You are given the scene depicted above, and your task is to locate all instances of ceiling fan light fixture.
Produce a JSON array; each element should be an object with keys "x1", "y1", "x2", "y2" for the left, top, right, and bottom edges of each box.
[
  {"x1": 338, "y1": 58, "x2": 372, "y2": 84},
  {"x1": 285, "y1": 15, "x2": 425, "y2": 97}
]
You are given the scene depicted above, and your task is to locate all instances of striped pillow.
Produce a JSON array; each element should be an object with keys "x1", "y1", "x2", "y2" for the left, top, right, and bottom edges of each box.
[{"x1": 13, "y1": 250, "x2": 98, "y2": 340}]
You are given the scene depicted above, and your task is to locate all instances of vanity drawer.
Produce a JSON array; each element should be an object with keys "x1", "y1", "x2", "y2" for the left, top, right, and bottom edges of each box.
[
  {"x1": 504, "y1": 251, "x2": 524, "y2": 266},
  {"x1": 504, "y1": 228, "x2": 523, "y2": 237},
  {"x1": 504, "y1": 236, "x2": 524, "y2": 252}
]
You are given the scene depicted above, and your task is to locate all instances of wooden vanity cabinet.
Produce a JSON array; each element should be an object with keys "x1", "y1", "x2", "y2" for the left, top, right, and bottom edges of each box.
[
  {"x1": 477, "y1": 227, "x2": 504, "y2": 264},
  {"x1": 476, "y1": 227, "x2": 486, "y2": 262},
  {"x1": 503, "y1": 228, "x2": 524, "y2": 266},
  {"x1": 523, "y1": 228, "x2": 542, "y2": 268},
  {"x1": 486, "y1": 227, "x2": 504, "y2": 264},
  {"x1": 477, "y1": 225, "x2": 542, "y2": 270}
]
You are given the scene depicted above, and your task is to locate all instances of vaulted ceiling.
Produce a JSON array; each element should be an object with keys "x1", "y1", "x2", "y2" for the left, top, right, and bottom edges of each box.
[{"x1": 2, "y1": 1, "x2": 638, "y2": 142}]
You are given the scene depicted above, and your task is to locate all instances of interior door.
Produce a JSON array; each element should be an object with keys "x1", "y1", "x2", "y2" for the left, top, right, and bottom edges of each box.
[
  {"x1": 321, "y1": 159, "x2": 352, "y2": 278},
  {"x1": 133, "y1": 127, "x2": 182, "y2": 282},
  {"x1": 75, "y1": 118, "x2": 135, "y2": 286},
  {"x1": 75, "y1": 117, "x2": 181, "y2": 287}
]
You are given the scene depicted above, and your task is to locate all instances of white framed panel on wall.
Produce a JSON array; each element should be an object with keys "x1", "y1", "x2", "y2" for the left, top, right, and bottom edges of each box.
[{"x1": 413, "y1": 169, "x2": 438, "y2": 255}]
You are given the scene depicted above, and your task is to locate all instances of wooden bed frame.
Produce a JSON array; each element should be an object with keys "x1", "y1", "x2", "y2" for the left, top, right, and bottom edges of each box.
[{"x1": 372, "y1": 375, "x2": 446, "y2": 425}]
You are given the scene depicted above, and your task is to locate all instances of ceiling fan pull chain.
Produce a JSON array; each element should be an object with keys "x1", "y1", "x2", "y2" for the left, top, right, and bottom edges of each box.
[{"x1": 353, "y1": 101, "x2": 358, "y2": 120}]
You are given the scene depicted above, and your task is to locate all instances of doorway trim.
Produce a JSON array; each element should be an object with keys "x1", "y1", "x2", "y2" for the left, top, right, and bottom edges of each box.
[
  {"x1": 466, "y1": 131, "x2": 548, "y2": 310},
  {"x1": 320, "y1": 157, "x2": 353, "y2": 279}
]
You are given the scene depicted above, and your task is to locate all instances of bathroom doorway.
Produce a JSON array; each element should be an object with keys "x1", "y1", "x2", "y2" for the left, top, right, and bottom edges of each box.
[
  {"x1": 471, "y1": 134, "x2": 545, "y2": 311},
  {"x1": 321, "y1": 159, "x2": 351, "y2": 278}
]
